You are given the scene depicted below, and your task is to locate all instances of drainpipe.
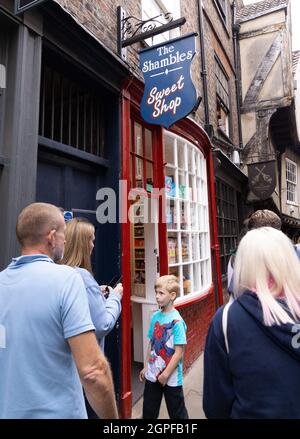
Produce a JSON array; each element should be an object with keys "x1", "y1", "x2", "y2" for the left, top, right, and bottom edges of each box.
[
  {"x1": 232, "y1": 0, "x2": 243, "y2": 150},
  {"x1": 197, "y1": 1, "x2": 222, "y2": 307},
  {"x1": 197, "y1": 0, "x2": 211, "y2": 137}
]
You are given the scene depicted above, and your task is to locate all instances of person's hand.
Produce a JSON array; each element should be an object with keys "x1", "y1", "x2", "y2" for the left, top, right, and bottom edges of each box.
[
  {"x1": 139, "y1": 367, "x2": 147, "y2": 382},
  {"x1": 100, "y1": 285, "x2": 113, "y2": 298},
  {"x1": 114, "y1": 283, "x2": 123, "y2": 299},
  {"x1": 157, "y1": 372, "x2": 168, "y2": 387}
]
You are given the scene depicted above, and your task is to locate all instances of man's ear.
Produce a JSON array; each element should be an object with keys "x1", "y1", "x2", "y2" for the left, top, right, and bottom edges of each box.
[{"x1": 46, "y1": 229, "x2": 56, "y2": 248}]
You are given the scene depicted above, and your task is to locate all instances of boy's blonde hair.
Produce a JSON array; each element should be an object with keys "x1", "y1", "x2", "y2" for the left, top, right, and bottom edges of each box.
[{"x1": 155, "y1": 275, "x2": 180, "y2": 297}]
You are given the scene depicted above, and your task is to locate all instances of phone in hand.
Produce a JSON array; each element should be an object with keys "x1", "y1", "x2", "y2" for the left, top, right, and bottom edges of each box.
[{"x1": 103, "y1": 275, "x2": 123, "y2": 298}]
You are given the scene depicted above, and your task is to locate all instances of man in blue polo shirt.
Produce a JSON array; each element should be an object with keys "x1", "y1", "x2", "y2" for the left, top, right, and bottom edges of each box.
[{"x1": 0, "y1": 202, "x2": 118, "y2": 419}]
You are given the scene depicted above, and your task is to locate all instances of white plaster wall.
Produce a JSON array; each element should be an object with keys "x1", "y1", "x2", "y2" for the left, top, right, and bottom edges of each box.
[
  {"x1": 259, "y1": 56, "x2": 284, "y2": 101},
  {"x1": 240, "y1": 32, "x2": 277, "y2": 101},
  {"x1": 240, "y1": 10, "x2": 285, "y2": 33},
  {"x1": 241, "y1": 112, "x2": 256, "y2": 146}
]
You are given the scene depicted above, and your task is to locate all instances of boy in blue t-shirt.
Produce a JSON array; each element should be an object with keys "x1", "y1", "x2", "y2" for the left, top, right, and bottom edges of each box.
[{"x1": 139, "y1": 275, "x2": 188, "y2": 419}]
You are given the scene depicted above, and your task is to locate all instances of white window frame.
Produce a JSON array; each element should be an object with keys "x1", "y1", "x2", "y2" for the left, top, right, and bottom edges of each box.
[
  {"x1": 286, "y1": 158, "x2": 298, "y2": 205},
  {"x1": 141, "y1": 0, "x2": 181, "y2": 46},
  {"x1": 164, "y1": 131, "x2": 212, "y2": 301}
]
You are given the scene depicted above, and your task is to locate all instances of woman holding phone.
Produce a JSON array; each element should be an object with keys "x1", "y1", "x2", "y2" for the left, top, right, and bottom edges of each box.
[
  {"x1": 61, "y1": 217, "x2": 123, "y2": 351},
  {"x1": 61, "y1": 217, "x2": 123, "y2": 418}
]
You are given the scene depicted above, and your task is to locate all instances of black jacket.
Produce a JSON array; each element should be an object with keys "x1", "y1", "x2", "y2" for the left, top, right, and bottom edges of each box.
[{"x1": 203, "y1": 291, "x2": 300, "y2": 419}]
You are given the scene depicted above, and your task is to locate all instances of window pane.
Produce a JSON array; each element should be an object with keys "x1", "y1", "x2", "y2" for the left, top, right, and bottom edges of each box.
[
  {"x1": 177, "y1": 139, "x2": 186, "y2": 170},
  {"x1": 135, "y1": 158, "x2": 144, "y2": 188},
  {"x1": 145, "y1": 129, "x2": 152, "y2": 160},
  {"x1": 135, "y1": 123, "x2": 143, "y2": 156},
  {"x1": 168, "y1": 232, "x2": 179, "y2": 264},
  {"x1": 164, "y1": 135, "x2": 175, "y2": 165},
  {"x1": 146, "y1": 161, "x2": 153, "y2": 192}
]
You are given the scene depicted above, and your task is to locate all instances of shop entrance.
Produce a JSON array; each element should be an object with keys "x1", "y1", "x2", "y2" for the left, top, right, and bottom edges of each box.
[
  {"x1": 130, "y1": 199, "x2": 160, "y2": 403},
  {"x1": 129, "y1": 120, "x2": 160, "y2": 403}
]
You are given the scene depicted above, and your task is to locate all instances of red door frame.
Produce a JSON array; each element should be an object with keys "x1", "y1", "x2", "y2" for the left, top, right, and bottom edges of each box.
[
  {"x1": 120, "y1": 78, "x2": 222, "y2": 418},
  {"x1": 120, "y1": 86, "x2": 132, "y2": 419}
]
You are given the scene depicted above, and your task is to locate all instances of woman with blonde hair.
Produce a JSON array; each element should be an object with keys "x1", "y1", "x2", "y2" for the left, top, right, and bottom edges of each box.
[
  {"x1": 203, "y1": 227, "x2": 300, "y2": 418},
  {"x1": 61, "y1": 217, "x2": 123, "y2": 418},
  {"x1": 61, "y1": 217, "x2": 122, "y2": 351}
]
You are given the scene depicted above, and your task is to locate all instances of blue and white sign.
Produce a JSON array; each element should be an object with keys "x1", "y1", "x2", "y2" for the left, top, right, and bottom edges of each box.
[
  {"x1": 139, "y1": 33, "x2": 198, "y2": 128},
  {"x1": 63, "y1": 211, "x2": 73, "y2": 223}
]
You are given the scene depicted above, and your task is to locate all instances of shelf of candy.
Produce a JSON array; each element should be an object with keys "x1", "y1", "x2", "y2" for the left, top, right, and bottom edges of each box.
[
  {"x1": 135, "y1": 248, "x2": 145, "y2": 259},
  {"x1": 134, "y1": 270, "x2": 145, "y2": 297},
  {"x1": 180, "y1": 204, "x2": 187, "y2": 230},
  {"x1": 134, "y1": 204, "x2": 144, "y2": 224},
  {"x1": 192, "y1": 234, "x2": 199, "y2": 260},
  {"x1": 166, "y1": 204, "x2": 176, "y2": 230},
  {"x1": 135, "y1": 259, "x2": 145, "y2": 270},
  {"x1": 169, "y1": 266, "x2": 179, "y2": 278},
  {"x1": 178, "y1": 172, "x2": 186, "y2": 199},
  {"x1": 183, "y1": 276, "x2": 191, "y2": 295},
  {"x1": 168, "y1": 237, "x2": 178, "y2": 264},
  {"x1": 165, "y1": 175, "x2": 176, "y2": 198},
  {"x1": 181, "y1": 235, "x2": 189, "y2": 262}
]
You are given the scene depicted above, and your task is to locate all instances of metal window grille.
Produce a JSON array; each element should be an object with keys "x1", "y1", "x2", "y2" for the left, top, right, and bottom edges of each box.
[
  {"x1": 215, "y1": 178, "x2": 238, "y2": 276},
  {"x1": 39, "y1": 65, "x2": 105, "y2": 157}
]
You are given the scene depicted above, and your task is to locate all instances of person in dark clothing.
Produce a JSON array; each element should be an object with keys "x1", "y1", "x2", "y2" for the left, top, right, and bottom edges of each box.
[{"x1": 204, "y1": 227, "x2": 300, "y2": 419}]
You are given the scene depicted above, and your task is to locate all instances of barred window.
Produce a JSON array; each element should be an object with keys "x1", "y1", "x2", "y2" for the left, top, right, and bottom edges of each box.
[
  {"x1": 39, "y1": 65, "x2": 105, "y2": 157},
  {"x1": 286, "y1": 158, "x2": 297, "y2": 204},
  {"x1": 215, "y1": 178, "x2": 238, "y2": 276}
]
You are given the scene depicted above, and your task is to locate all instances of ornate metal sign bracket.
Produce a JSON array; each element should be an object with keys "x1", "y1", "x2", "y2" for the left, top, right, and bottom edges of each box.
[{"x1": 117, "y1": 6, "x2": 186, "y2": 61}]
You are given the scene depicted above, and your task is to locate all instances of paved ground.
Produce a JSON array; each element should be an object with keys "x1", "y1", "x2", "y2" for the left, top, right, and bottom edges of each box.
[{"x1": 131, "y1": 354, "x2": 206, "y2": 419}]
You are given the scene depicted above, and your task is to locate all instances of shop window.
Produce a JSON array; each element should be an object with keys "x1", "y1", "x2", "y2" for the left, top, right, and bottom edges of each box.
[
  {"x1": 286, "y1": 158, "x2": 297, "y2": 204},
  {"x1": 130, "y1": 121, "x2": 155, "y2": 298},
  {"x1": 214, "y1": 0, "x2": 227, "y2": 24},
  {"x1": 39, "y1": 65, "x2": 105, "y2": 157},
  {"x1": 215, "y1": 56, "x2": 230, "y2": 137},
  {"x1": 141, "y1": 0, "x2": 181, "y2": 46},
  {"x1": 164, "y1": 132, "x2": 211, "y2": 298},
  {"x1": 130, "y1": 121, "x2": 154, "y2": 193},
  {"x1": 215, "y1": 178, "x2": 238, "y2": 276}
]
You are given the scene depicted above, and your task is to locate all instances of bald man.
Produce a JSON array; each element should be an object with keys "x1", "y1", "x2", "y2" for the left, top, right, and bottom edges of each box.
[{"x1": 0, "y1": 203, "x2": 118, "y2": 419}]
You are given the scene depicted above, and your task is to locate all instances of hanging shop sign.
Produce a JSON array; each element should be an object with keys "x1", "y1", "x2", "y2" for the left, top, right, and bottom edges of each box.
[
  {"x1": 248, "y1": 160, "x2": 276, "y2": 200},
  {"x1": 139, "y1": 33, "x2": 198, "y2": 128},
  {"x1": 15, "y1": 0, "x2": 47, "y2": 15}
]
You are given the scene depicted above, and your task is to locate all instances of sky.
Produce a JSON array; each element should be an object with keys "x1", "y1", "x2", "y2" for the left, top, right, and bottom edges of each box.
[{"x1": 242, "y1": 0, "x2": 300, "y2": 51}]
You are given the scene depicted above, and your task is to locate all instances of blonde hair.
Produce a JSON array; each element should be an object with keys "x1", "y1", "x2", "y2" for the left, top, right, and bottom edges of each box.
[
  {"x1": 233, "y1": 227, "x2": 300, "y2": 326},
  {"x1": 16, "y1": 202, "x2": 64, "y2": 246},
  {"x1": 155, "y1": 275, "x2": 180, "y2": 297},
  {"x1": 60, "y1": 218, "x2": 95, "y2": 273}
]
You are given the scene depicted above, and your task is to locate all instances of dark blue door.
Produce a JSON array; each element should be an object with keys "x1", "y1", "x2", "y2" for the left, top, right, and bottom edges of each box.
[{"x1": 36, "y1": 149, "x2": 121, "y2": 400}]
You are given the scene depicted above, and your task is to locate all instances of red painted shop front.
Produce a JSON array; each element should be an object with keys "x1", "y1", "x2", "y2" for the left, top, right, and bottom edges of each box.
[{"x1": 120, "y1": 78, "x2": 222, "y2": 418}]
